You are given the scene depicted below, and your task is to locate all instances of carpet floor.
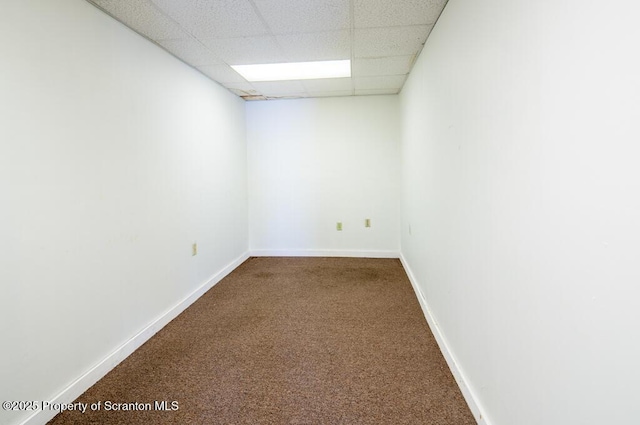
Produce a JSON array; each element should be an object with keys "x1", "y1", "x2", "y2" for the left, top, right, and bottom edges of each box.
[{"x1": 49, "y1": 257, "x2": 476, "y2": 424}]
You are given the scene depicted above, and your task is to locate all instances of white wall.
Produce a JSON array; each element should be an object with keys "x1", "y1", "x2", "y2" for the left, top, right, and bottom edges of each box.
[
  {"x1": 247, "y1": 96, "x2": 400, "y2": 257},
  {"x1": 400, "y1": 0, "x2": 640, "y2": 424},
  {"x1": 0, "y1": 1, "x2": 247, "y2": 424}
]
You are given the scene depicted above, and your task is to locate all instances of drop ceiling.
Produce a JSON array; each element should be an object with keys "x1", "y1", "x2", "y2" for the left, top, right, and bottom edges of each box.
[{"x1": 86, "y1": 0, "x2": 448, "y2": 100}]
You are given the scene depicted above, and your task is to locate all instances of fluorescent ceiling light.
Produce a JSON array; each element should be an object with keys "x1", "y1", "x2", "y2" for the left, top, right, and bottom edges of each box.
[{"x1": 232, "y1": 60, "x2": 351, "y2": 82}]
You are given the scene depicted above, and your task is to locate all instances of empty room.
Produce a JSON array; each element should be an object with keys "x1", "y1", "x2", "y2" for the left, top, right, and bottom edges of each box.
[{"x1": 2, "y1": 0, "x2": 639, "y2": 424}]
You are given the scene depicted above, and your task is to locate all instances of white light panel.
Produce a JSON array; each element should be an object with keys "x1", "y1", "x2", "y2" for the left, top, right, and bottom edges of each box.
[{"x1": 232, "y1": 60, "x2": 351, "y2": 82}]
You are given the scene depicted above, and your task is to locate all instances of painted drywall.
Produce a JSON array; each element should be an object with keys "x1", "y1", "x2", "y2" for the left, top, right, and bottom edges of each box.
[
  {"x1": 247, "y1": 96, "x2": 400, "y2": 257},
  {"x1": 400, "y1": 0, "x2": 640, "y2": 424},
  {"x1": 0, "y1": 1, "x2": 247, "y2": 424}
]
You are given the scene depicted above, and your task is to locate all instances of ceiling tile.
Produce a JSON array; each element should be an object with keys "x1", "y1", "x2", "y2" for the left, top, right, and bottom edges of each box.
[
  {"x1": 202, "y1": 36, "x2": 287, "y2": 65},
  {"x1": 253, "y1": 0, "x2": 350, "y2": 34},
  {"x1": 157, "y1": 39, "x2": 222, "y2": 66},
  {"x1": 90, "y1": 0, "x2": 188, "y2": 40},
  {"x1": 220, "y1": 82, "x2": 264, "y2": 99},
  {"x1": 197, "y1": 65, "x2": 247, "y2": 83},
  {"x1": 302, "y1": 78, "x2": 352, "y2": 92},
  {"x1": 354, "y1": 0, "x2": 446, "y2": 28},
  {"x1": 225, "y1": 87, "x2": 259, "y2": 97},
  {"x1": 308, "y1": 90, "x2": 354, "y2": 98},
  {"x1": 353, "y1": 55, "x2": 415, "y2": 77},
  {"x1": 354, "y1": 25, "x2": 431, "y2": 58},
  {"x1": 251, "y1": 81, "x2": 307, "y2": 97},
  {"x1": 354, "y1": 75, "x2": 407, "y2": 90},
  {"x1": 355, "y1": 88, "x2": 400, "y2": 95},
  {"x1": 220, "y1": 82, "x2": 260, "y2": 96},
  {"x1": 276, "y1": 30, "x2": 350, "y2": 62},
  {"x1": 151, "y1": 0, "x2": 268, "y2": 39}
]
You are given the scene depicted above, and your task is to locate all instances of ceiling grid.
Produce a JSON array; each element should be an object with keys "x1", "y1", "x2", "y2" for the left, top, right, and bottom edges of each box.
[{"x1": 86, "y1": 0, "x2": 448, "y2": 100}]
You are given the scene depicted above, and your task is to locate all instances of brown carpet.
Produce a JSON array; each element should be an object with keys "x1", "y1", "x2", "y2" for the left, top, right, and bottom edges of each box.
[{"x1": 49, "y1": 257, "x2": 476, "y2": 424}]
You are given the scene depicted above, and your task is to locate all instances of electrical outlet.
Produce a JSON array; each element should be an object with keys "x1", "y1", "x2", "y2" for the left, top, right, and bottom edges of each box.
[
  {"x1": 409, "y1": 224, "x2": 412, "y2": 235},
  {"x1": 365, "y1": 218, "x2": 371, "y2": 228},
  {"x1": 192, "y1": 243, "x2": 198, "y2": 256},
  {"x1": 336, "y1": 222, "x2": 343, "y2": 231}
]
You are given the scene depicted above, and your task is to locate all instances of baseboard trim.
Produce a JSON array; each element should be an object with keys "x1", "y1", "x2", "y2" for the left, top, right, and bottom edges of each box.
[
  {"x1": 20, "y1": 251, "x2": 250, "y2": 425},
  {"x1": 250, "y1": 249, "x2": 399, "y2": 258},
  {"x1": 399, "y1": 254, "x2": 491, "y2": 425}
]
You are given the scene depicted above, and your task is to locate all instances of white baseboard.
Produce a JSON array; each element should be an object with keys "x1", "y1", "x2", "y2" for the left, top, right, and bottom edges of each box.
[
  {"x1": 250, "y1": 249, "x2": 399, "y2": 258},
  {"x1": 20, "y1": 251, "x2": 250, "y2": 425},
  {"x1": 399, "y1": 254, "x2": 491, "y2": 425}
]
